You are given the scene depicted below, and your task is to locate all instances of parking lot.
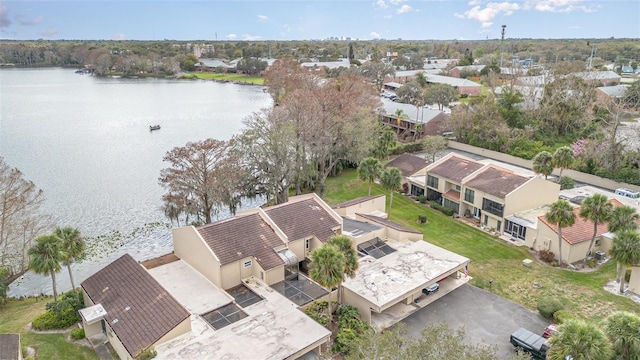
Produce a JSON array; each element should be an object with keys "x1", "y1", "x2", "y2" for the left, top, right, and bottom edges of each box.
[{"x1": 402, "y1": 284, "x2": 551, "y2": 360}]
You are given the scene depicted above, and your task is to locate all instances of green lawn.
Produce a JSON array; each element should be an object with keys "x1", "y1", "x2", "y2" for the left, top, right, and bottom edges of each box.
[
  {"x1": 193, "y1": 73, "x2": 264, "y2": 85},
  {"x1": 0, "y1": 297, "x2": 99, "y2": 360},
  {"x1": 323, "y1": 169, "x2": 640, "y2": 320}
]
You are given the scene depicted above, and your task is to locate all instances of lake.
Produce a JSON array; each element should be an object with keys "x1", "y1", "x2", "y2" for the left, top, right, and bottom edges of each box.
[{"x1": 0, "y1": 68, "x2": 272, "y2": 297}]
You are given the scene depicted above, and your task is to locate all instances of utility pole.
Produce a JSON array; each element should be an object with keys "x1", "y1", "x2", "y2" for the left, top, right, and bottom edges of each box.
[
  {"x1": 499, "y1": 25, "x2": 507, "y2": 68},
  {"x1": 588, "y1": 46, "x2": 596, "y2": 70}
]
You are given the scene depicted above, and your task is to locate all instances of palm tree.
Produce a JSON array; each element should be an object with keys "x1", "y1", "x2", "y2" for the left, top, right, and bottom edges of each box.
[
  {"x1": 532, "y1": 151, "x2": 554, "y2": 179},
  {"x1": 28, "y1": 234, "x2": 65, "y2": 302},
  {"x1": 608, "y1": 205, "x2": 639, "y2": 282},
  {"x1": 54, "y1": 226, "x2": 85, "y2": 291},
  {"x1": 309, "y1": 244, "x2": 345, "y2": 322},
  {"x1": 552, "y1": 146, "x2": 575, "y2": 180},
  {"x1": 610, "y1": 230, "x2": 640, "y2": 294},
  {"x1": 328, "y1": 235, "x2": 359, "y2": 305},
  {"x1": 545, "y1": 200, "x2": 576, "y2": 266},
  {"x1": 602, "y1": 311, "x2": 640, "y2": 360},
  {"x1": 547, "y1": 319, "x2": 613, "y2": 360},
  {"x1": 381, "y1": 167, "x2": 402, "y2": 216},
  {"x1": 608, "y1": 205, "x2": 639, "y2": 233},
  {"x1": 579, "y1": 194, "x2": 612, "y2": 266},
  {"x1": 358, "y1": 157, "x2": 382, "y2": 196},
  {"x1": 394, "y1": 109, "x2": 409, "y2": 136}
]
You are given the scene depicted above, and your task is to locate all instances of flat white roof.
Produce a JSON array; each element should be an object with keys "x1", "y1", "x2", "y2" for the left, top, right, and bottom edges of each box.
[
  {"x1": 154, "y1": 277, "x2": 331, "y2": 360},
  {"x1": 79, "y1": 303, "x2": 107, "y2": 324},
  {"x1": 148, "y1": 259, "x2": 232, "y2": 315},
  {"x1": 342, "y1": 240, "x2": 469, "y2": 309},
  {"x1": 561, "y1": 185, "x2": 640, "y2": 213}
]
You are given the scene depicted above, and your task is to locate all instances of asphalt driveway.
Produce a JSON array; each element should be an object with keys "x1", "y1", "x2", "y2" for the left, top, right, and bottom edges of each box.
[{"x1": 402, "y1": 284, "x2": 551, "y2": 360}]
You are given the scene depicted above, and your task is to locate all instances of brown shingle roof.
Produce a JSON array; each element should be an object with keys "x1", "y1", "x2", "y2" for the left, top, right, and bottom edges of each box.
[
  {"x1": 384, "y1": 153, "x2": 428, "y2": 177},
  {"x1": 333, "y1": 194, "x2": 385, "y2": 209},
  {"x1": 356, "y1": 213, "x2": 422, "y2": 234},
  {"x1": 428, "y1": 155, "x2": 483, "y2": 183},
  {"x1": 0, "y1": 334, "x2": 20, "y2": 360},
  {"x1": 465, "y1": 166, "x2": 529, "y2": 199},
  {"x1": 538, "y1": 199, "x2": 623, "y2": 245},
  {"x1": 81, "y1": 254, "x2": 190, "y2": 358},
  {"x1": 196, "y1": 213, "x2": 285, "y2": 270},
  {"x1": 266, "y1": 198, "x2": 340, "y2": 242}
]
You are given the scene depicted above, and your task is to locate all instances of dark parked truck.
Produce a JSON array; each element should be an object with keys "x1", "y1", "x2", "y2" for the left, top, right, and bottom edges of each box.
[{"x1": 510, "y1": 327, "x2": 550, "y2": 360}]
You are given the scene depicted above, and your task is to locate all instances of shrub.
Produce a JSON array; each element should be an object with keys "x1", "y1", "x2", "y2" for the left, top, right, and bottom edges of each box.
[
  {"x1": 430, "y1": 201, "x2": 441, "y2": 210},
  {"x1": 135, "y1": 347, "x2": 157, "y2": 360},
  {"x1": 303, "y1": 301, "x2": 329, "y2": 326},
  {"x1": 417, "y1": 195, "x2": 427, "y2": 204},
  {"x1": 586, "y1": 258, "x2": 598, "y2": 268},
  {"x1": 418, "y1": 214, "x2": 427, "y2": 223},
  {"x1": 441, "y1": 207, "x2": 455, "y2": 216},
  {"x1": 559, "y1": 176, "x2": 575, "y2": 190},
  {"x1": 538, "y1": 250, "x2": 556, "y2": 263},
  {"x1": 553, "y1": 310, "x2": 575, "y2": 324},
  {"x1": 69, "y1": 328, "x2": 85, "y2": 340},
  {"x1": 332, "y1": 304, "x2": 371, "y2": 355},
  {"x1": 32, "y1": 290, "x2": 83, "y2": 330},
  {"x1": 537, "y1": 298, "x2": 564, "y2": 319},
  {"x1": 402, "y1": 183, "x2": 409, "y2": 194}
]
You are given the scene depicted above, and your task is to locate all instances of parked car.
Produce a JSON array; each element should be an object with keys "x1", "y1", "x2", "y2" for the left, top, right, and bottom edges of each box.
[
  {"x1": 422, "y1": 283, "x2": 439, "y2": 295},
  {"x1": 510, "y1": 327, "x2": 549, "y2": 360},
  {"x1": 542, "y1": 324, "x2": 559, "y2": 338}
]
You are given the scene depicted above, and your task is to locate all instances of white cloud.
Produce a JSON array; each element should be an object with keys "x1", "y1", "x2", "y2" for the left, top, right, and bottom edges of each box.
[
  {"x1": 384, "y1": 14, "x2": 393, "y2": 19},
  {"x1": 0, "y1": 5, "x2": 11, "y2": 28},
  {"x1": 242, "y1": 34, "x2": 262, "y2": 41},
  {"x1": 257, "y1": 14, "x2": 268, "y2": 22},
  {"x1": 454, "y1": 2, "x2": 520, "y2": 27},
  {"x1": 375, "y1": 0, "x2": 388, "y2": 9},
  {"x1": 227, "y1": 33, "x2": 237, "y2": 39},
  {"x1": 523, "y1": 0, "x2": 597, "y2": 13},
  {"x1": 370, "y1": 31, "x2": 381, "y2": 38},
  {"x1": 15, "y1": 14, "x2": 43, "y2": 26},
  {"x1": 397, "y1": 4, "x2": 412, "y2": 14},
  {"x1": 390, "y1": 0, "x2": 404, "y2": 4}
]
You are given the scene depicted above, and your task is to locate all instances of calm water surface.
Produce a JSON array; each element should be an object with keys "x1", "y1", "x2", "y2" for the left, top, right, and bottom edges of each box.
[{"x1": 0, "y1": 68, "x2": 272, "y2": 296}]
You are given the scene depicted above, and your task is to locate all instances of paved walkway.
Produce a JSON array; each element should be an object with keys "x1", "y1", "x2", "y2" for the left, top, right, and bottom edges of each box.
[{"x1": 94, "y1": 343, "x2": 114, "y2": 360}]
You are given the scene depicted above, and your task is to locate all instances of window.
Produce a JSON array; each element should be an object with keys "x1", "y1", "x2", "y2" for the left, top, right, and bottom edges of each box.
[
  {"x1": 455, "y1": 184, "x2": 461, "y2": 191},
  {"x1": 260, "y1": 271, "x2": 264, "y2": 280},
  {"x1": 464, "y1": 189, "x2": 475, "y2": 203},
  {"x1": 427, "y1": 175, "x2": 439, "y2": 188},
  {"x1": 496, "y1": 220, "x2": 501, "y2": 232},
  {"x1": 595, "y1": 239, "x2": 601, "y2": 246},
  {"x1": 305, "y1": 238, "x2": 310, "y2": 250},
  {"x1": 243, "y1": 260, "x2": 252, "y2": 268},
  {"x1": 484, "y1": 215, "x2": 488, "y2": 226},
  {"x1": 473, "y1": 207, "x2": 481, "y2": 219},
  {"x1": 482, "y1": 198, "x2": 504, "y2": 217},
  {"x1": 443, "y1": 198, "x2": 460, "y2": 214},
  {"x1": 505, "y1": 220, "x2": 526, "y2": 241}
]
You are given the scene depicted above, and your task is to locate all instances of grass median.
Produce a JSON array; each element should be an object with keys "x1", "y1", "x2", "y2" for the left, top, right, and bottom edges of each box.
[{"x1": 323, "y1": 168, "x2": 640, "y2": 320}]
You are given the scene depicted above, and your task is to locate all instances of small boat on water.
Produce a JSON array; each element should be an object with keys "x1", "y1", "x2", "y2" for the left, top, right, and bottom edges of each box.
[{"x1": 149, "y1": 125, "x2": 161, "y2": 131}]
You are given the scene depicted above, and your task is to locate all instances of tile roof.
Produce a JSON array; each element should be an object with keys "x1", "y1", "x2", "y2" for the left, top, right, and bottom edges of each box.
[
  {"x1": 428, "y1": 155, "x2": 484, "y2": 183},
  {"x1": 81, "y1": 254, "x2": 190, "y2": 358},
  {"x1": 443, "y1": 189, "x2": 460, "y2": 201},
  {"x1": 266, "y1": 198, "x2": 340, "y2": 242},
  {"x1": 333, "y1": 194, "x2": 385, "y2": 209},
  {"x1": 384, "y1": 153, "x2": 428, "y2": 177},
  {"x1": 538, "y1": 200, "x2": 623, "y2": 245},
  {"x1": 464, "y1": 166, "x2": 529, "y2": 199},
  {"x1": 0, "y1": 334, "x2": 20, "y2": 360},
  {"x1": 356, "y1": 213, "x2": 422, "y2": 234},
  {"x1": 196, "y1": 213, "x2": 285, "y2": 270}
]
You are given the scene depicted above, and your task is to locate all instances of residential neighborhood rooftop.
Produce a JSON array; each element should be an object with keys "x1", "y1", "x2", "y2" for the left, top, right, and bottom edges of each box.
[
  {"x1": 342, "y1": 240, "x2": 469, "y2": 309},
  {"x1": 197, "y1": 213, "x2": 286, "y2": 270},
  {"x1": 154, "y1": 276, "x2": 331, "y2": 360},
  {"x1": 356, "y1": 213, "x2": 422, "y2": 234},
  {"x1": 333, "y1": 194, "x2": 385, "y2": 209},
  {"x1": 465, "y1": 166, "x2": 530, "y2": 198},
  {"x1": 265, "y1": 196, "x2": 340, "y2": 242},
  {"x1": 148, "y1": 258, "x2": 233, "y2": 315},
  {"x1": 384, "y1": 153, "x2": 429, "y2": 177},
  {"x1": 81, "y1": 254, "x2": 190, "y2": 358},
  {"x1": 342, "y1": 217, "x2": 384, "y2": 238},
  {"x1": 428, "y1": 154, "x2": 484, "y2": 183},
  {"x1": 0, "y1": 334, "x2": 20, "y2": 360}
]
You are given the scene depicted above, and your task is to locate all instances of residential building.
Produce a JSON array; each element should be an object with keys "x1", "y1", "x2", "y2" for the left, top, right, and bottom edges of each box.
[
  {"x1": 333, "y1": 194, "x2": 387, "y2": 219},
  {"x1": 0, "y1": 334, "x2": 21, "y2": 360},
  {"x1": 379, "y1": 98, "x2": 448, "y2": 139},
  {"x1": 408, "y1": 153, "x2": 559, "y2": 235},
  {"x1": 449, "y1": 65, "x2": 485, "y2": 78},
  {"x1": 384, "y1": 153, "x2": 429, "y2": 185},
  {"x1": 596, "y1": 84, "x2": 629, "y2": 106},
  {"x1": 535, "y1": 199, "x2": 623, "y2": 264},
  {"x1": 80, "y1": 254, "x2": 191, "y2": 360}
]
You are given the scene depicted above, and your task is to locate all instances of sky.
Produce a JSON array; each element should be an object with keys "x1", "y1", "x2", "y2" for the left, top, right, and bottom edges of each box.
[{"x1": 1, "y1": 0, "x2": 639, "y2": 41}]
